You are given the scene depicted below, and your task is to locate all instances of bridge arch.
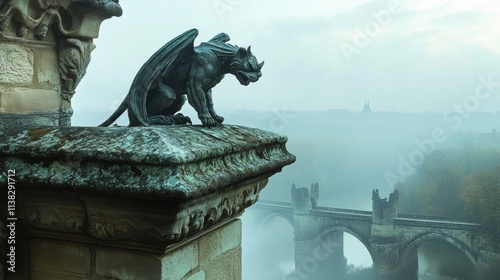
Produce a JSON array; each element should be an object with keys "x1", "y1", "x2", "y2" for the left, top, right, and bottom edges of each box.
[
  {"x1": 256, "y1": 212, "x2": 294, "y2": 233},
  {"x1": 400, "y1": 232, "x2": 477, "y2": 269},
  {"x1": 313, "y1": 226, "x2": 374, "y2": 262}
]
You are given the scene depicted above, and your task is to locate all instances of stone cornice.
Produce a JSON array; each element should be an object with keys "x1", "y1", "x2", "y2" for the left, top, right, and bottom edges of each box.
[
  {"x1": 19, "y1": 178, "x2": 267, "y2": 252},
  {"x1": 0, "y1": 125, "x2": 290, "y2": 165},
  {"x1": 0, "y1": 125, "x2": 295, "y2": 201}
]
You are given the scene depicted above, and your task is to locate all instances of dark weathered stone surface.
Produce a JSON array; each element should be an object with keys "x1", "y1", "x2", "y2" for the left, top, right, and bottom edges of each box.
[{"x1": 0, "y1": 125, "x2": 295, "y2": 201}]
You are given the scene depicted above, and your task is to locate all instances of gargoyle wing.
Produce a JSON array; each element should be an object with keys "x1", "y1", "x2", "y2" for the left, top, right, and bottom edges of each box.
[{"x1": 128, "y1": 28, "x2": 199, "y2": 126}]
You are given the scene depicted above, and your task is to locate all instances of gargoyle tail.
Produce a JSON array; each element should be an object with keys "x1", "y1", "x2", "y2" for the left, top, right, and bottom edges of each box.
[{"x1": 98, "y1": 101, "x2": 128, "y2": 127}]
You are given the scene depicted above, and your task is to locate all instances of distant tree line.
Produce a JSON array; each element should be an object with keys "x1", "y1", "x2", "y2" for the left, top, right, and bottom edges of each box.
[
  {"x1": 396, "y1": 138, "x2": 500, "y2": 239},
  {"x1": 346, "y1": 265, "x2": 376, "y2": 280}
]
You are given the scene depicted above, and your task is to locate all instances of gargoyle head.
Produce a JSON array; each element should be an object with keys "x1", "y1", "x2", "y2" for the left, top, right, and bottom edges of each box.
[{"x1": 230, "y1": 46, "x2": 264, "y2": 86}]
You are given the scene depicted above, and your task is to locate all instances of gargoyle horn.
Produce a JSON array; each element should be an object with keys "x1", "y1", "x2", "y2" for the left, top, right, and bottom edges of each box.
[
  {"x1": 258, "y1": 61, "x2": 265, "y2": 70},
  {"x1": 247, "y1": 46, "x2": 252, "y2": 56}
]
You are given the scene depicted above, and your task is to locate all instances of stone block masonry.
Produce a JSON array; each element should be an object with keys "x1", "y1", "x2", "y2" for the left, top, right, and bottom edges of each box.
[
  {"x1": 91, "y1": 220, "x2": 242, "y2": 280},
  {"x1": 0, "y1": 42, "x2": 61, "y2": 127},
  {"x1": 30, "y1": 239, "x2": 91, "y2": 278},
  {"x1": 0, "y1": 44, "x2": 34, "y2": 84}
]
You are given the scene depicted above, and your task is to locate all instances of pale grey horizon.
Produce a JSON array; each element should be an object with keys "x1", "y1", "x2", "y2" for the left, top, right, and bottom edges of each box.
[{"x1": 73, "y1": 0, "x2": 500, "y2": 118}]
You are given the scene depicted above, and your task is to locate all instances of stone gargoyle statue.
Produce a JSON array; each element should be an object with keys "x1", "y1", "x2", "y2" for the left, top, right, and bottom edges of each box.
[{"x1": 99, "y1": 28, "x2": 264, "y2": 127}]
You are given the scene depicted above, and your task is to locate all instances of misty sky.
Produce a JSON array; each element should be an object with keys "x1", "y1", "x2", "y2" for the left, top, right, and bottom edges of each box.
[{"x1": 74, "y1": 0, "x2": 500, "y2": 115}]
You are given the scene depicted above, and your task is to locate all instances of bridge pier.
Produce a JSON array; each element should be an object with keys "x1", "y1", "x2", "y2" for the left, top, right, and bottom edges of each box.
[
  {"x1": 291, "y1": 232, "x2": 346, "y2": 280},
  {"x1": 371, "y1": 190, "x2": 402, "y2": 279},
  {"x1": 371, "y1": 242, "x2": 401, "y2": 280},
  {"x1": 290, "y1": 184, "x2": 347, "y2": 280}
]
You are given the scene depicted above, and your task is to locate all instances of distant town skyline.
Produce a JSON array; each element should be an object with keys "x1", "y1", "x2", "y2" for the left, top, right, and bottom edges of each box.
[{"x1": 73, "y1": 0, "x2": 500, "y2": 118}]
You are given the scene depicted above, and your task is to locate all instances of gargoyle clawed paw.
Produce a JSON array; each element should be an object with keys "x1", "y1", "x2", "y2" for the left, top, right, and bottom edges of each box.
[
  {"x1": 149, "y1": 114, "x2": 191, "y2": 126},
  {"x1": 212, "y1": 115, "x2": 224, "y2": 124},
  {"x1": 199, "y1": 114, "x2": 219, "y2": 127}
]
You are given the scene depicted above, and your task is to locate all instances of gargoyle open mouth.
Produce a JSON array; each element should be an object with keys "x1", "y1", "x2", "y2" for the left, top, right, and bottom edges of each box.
[{"x1": 236, "y1": 71, "x2": 260, "y2": 86}]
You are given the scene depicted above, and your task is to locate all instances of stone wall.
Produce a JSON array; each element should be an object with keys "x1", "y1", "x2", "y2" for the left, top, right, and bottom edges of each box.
[
  {"x1": 29, "y1": 220, "x2": 242, "y2": 280},
  {"x1": 0, "y1": 40, "x2": 61, "y2": 129}
]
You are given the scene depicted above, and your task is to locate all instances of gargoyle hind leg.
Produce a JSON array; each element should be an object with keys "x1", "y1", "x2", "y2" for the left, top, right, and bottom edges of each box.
[
  {"x1": 147, "y1": 83, "x2": 191, "y2": 125},
  {"x1": 164, "y1": 95, "x2": 187, "y2": 115},
  {"x1": 149, "y1": 95, "x2": 191, "y2": 125}
]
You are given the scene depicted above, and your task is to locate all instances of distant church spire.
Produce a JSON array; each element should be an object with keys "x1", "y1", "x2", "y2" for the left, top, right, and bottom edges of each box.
[{"x1": 362, "y1": 100, "x2": 372, "y2": 113}]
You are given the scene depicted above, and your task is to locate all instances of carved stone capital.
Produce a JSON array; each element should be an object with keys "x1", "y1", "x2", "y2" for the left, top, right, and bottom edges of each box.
[
  {"x1": 0, "y1": 0, "x2": 122, "y2": 40},
  {"x1": 59, "y1": 38, "x2": 96, "y2": 96}
]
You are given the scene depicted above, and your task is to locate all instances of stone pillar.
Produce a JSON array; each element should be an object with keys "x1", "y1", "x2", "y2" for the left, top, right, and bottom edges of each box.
[
  {"x1": 0, "y1": 0, "x2": 122, "y2": 129},
  {"x1": 290, "y1": 238, "x2": 345, "y2": 280},
  {"x1": 0, "y1": 125, "x2": 295, "y2": 279},
  {"x1": 314, "y1": 231, "x2": 346, "y2": 280},
  {"x1": 370, "y1": 189, "x2": 400, "y2": 279},
  {"x1": 291, "y1": 185, "x2": 313, "y2": 278},
  {"x1": 291, "y1": 239, "x2": 314, "y2": 279},
  {"x1": 290, "y1": 184, "x2": 346, "y2": 280},
  {"x1": 291, "y1": 225, "x2": 346, "y2": 280}
]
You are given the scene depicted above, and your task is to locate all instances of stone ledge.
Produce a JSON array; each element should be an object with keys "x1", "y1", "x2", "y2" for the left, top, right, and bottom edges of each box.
[
  {"x1": 0, "y1": 125, "x2": 295, "y2": 201},
  {"x1": 0, "y1": 112, "x2": 59, "y2": 131}
]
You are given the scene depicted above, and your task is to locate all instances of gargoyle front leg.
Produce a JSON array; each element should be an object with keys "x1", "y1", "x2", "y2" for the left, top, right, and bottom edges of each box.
[
  {"x1": 186, "y1": 86, "x2": 217, "y2": 127},
  {"x1": 206, "y1": 90, "x2": 224, "y2": 124},
  {"x1": 186, "y1": 63, "x2": 218, "y2": 127}
]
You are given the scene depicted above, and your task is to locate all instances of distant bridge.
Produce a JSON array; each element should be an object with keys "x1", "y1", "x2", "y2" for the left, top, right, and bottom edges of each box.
[{"x1": 249, "y1": 184, "x2": 499, "y2": 279}]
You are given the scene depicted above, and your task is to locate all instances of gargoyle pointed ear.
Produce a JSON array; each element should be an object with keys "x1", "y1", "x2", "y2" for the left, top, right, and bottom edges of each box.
[
  {"x1": 237, "y1": 47, "x2": 247, "y2": 59},
  {"x1": 247, "y1": 46, "x2": 252, "y2": 56},
  {"x1": 258, "y1": 61, "x2": 265, "y2": 70}
]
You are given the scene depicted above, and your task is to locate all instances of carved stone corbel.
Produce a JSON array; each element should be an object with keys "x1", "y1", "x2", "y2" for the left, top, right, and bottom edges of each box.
[{"x1": 58, "y1": 38, "x2": 96, "y2": 125}]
